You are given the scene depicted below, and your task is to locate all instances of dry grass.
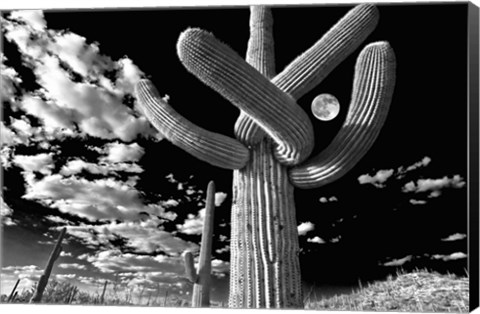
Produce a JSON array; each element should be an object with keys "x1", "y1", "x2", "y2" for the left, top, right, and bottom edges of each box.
[
  {"x1": 3, "y1": 270, "x2": 469, "y2": 311},
  {"x1": 1, "y1": 279, "x2": 190, "y2": 306},
  {"x1": 305, "y1": 269, "x2": 469, "y2": 312}
]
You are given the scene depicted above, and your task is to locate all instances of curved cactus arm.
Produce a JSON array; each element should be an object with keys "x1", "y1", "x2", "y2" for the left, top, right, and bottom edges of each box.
[
  {"x1": 183, "y1": 251, "x2": 198, "y2": 283},
  {"x1": 177, "y1": 28, "x2": 314, "y2": 166},
  {"x1": 272, "y1": 4, "x2": 379, "y2": 100},
  {"x1": 235, "y1": 5, "x2": 275, "y2": 145},
  {"x1": 135, "y1": 80, "x2": 250, "y2": 170},
  {"x1": 290, "y1": 41, "x2": 396, "y2": 189}
]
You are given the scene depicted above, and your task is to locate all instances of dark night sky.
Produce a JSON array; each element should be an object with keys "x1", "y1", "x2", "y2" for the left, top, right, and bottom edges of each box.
[{"x1": 1, "y1": 1, "x2": 470, "y2": 302}]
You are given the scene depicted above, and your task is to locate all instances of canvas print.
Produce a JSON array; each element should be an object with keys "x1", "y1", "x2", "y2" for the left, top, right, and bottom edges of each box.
[{"x1": 0, "y1": 1, "x2": 477, "y2": 311}]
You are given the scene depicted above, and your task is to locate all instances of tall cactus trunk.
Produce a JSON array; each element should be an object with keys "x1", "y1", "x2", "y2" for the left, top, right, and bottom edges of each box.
[
  {"x1": 229, "y1": 140, "x2": 302, "y2": 308},
  {"x1": 229, "y1": 7, "x2": 302, "y2": 307},
  {"x1": 30, "y1": 227, "x2": 67, "y2": 303}
]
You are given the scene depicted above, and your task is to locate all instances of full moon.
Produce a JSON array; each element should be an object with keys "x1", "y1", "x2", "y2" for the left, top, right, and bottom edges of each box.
[{"x1": 311, "y1": 94, "x2": 340, "y2": 121}]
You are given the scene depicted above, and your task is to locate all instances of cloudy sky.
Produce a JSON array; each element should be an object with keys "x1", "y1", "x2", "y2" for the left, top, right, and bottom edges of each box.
[{"x1": 1, "y1": 2, "x2": 470, "y2": 305}]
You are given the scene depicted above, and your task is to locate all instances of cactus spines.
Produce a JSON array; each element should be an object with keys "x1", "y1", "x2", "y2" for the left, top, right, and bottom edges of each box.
[
  {"x1": 183, "y1": 180, "x2": 216, "y2": 307},
  {"x1": 135, "y1": 4, "x2": 395, "y2": 308},
  {"x1": 30, "y1": 227, "x2": 67, "y2": 303}
]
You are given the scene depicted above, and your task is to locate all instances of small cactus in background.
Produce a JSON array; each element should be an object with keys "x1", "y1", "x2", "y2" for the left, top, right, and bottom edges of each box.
[
  {"x1": 136, "y1": 4, "x2": 395, "y2": 308},
  {"x1": 30, "y1": 227, "x2": 67, "y2": 303},
  {"x1": 7, "y1": 278, "x2": 20, "y2": 302},
  {"x1": 67, "y1": 285, "x2": 78, "y2": 304},
  {"x1": 183, "y1": 181, "x2": 216, "y2": 307},
  {"x1": 100, "y1": 280, "x2": 108, "y2": 304}
]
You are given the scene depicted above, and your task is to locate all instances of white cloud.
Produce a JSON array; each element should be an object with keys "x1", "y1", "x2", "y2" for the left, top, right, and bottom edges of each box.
[
  {"x1": 58, "y1": 263, "x2": 87, "y2": 270},
  {"x1": 143, "y1": 271, "x2": 188, "y2": 286},
  {"x1": 211, "y1": 259, "x2": 230, "y2": 277},
  {"x1": 2, "y1": 265, "x2": 43, "y2": 281},
  {"x1": 441, "y1": 233, "x2": 466, "y2": 242},
  {"x1": 116, "y1": 58, "x2": 143, "y2": 94},
  {"x1": 52, "y1": 32, "x2": 109, "y2": 77},
  {"x1": 307, "y1": 236, "x2": 325, "y2": 244},
  {"x1": 0, "y1": 122, "x2": 17, "y2": 146},
  {"x1": 165, "y1": 174, "x2": 177, "y2": 183},
  {"x1": 330, "y1": 237, "x2": 341, "y2": 243},
  {"x1": 359, "y1": 157, "x2": 434, "y2": 188},
  {"x1": 67, "y1": 217, "x2": 197, "y2": 254},
  {"x1": 59, "y1": 251, "x2": 73, "y2": 257},
  {"x1": 44, "y1": 215, "x2": 73, "y2": 225},
  {"x1": 60, "y1": 158, "x2": 143, "y2": 176},
  {"x1": 23, "y1": 174, "x2": 170, "y2": 221},
  {"x1": 409, "y1": 199, "x2": 427, "y2": 205},
  {"x1": 3, "y1": 12, "x2": 158, "y2": 142},
  {"x1": 12, "y1": 153, "x2": 55, "y2": 175},
  {"x1": 383, "y1": 255, "x2": 412, "y2": 266},
  {"x1": 214, "y1": 192, "x2": 227, "y2": 206},
  {"x1": 1, "y1": 56, "x2": 23, "y2": 105},
  {"x1": 432, "y1": 252, "x2": 467, "y2": 261},
  {"x1": 101, "y1": 142, "x2": 145, "y2": 163},
  {"x1": 391, "y1": 156, "x2": 433, "y2": 180},
  {"x1": 55, "y1": 274, "x2": 77, "y2": 281},
  {"x1": 1, "y1": 197, "x2": 14, "y2": 217},
  {"x1": 406, "y1": 156, "x2": 431, "y2": 171},
  {"x1": 216, "y1": 245, "x2": 230, "y2": 254},
  {"x1": 77, "y1": 275, "x2": 105, "y2": 286},
  {"x1": 319, "y1": 196, "x2": 337, "y2": 203},
  {"x1": 297, "y1": 222, "x2": 315, "y2": 236},
  {"x1": 10, "y1": 118, "x2": 34, "y2": 137},
  {"x1": 2, "y1": 265, "x2": 41, "y2": 272},
  {"x1": 20, "y1": 94, "x2": 76, "y2": 129},
  {"x1": 176, "y1": 208, "x2": 206, "y2": 235},
  {"x1": 9, "y1": 10, "x2": 47, "y2": 31},
  {"x1": 36, "y1": 55, "x2": 150, "y2": 141},
  {"x1": 358, "y1": 169, "x2": 394, "y2": 188},
  {"x1": 1, "y1": 218, "x2": 16, "y2": 227},
  {"x1": 162, "y1": 199, "x2": 180, "y2": 208},
  {"x1": 81, "y1": 249, "x2": 186, "y2": 276},
  {"x1": 402, "y1": 175, "x2": 466, "y2": 197}
]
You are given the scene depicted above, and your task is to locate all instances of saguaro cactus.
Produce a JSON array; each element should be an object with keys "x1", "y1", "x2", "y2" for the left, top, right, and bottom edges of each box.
[
  {"x1": 135, "y1": 4, "x2": 395, "y2": 308},
  {"x1": 100, "y1": 280, "x2": 108, "y2": 304},
  {"x1": 7, "y1": 278, "x2": 20, "y2": 302},
  {"x1": 183, "y1": 180, "x2": 216, "y2": 307},
  {"x1": 30, "y1": 227, "x2": 67, "y2": 303},
  {"x1": 67, "y1": 285, "x2": 78, "y2": 304}
]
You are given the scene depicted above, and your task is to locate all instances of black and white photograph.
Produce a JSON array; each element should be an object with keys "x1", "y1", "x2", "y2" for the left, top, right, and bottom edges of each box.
[{"x1": 1, "y1": 0, "x2": 479, "y2": 312}]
